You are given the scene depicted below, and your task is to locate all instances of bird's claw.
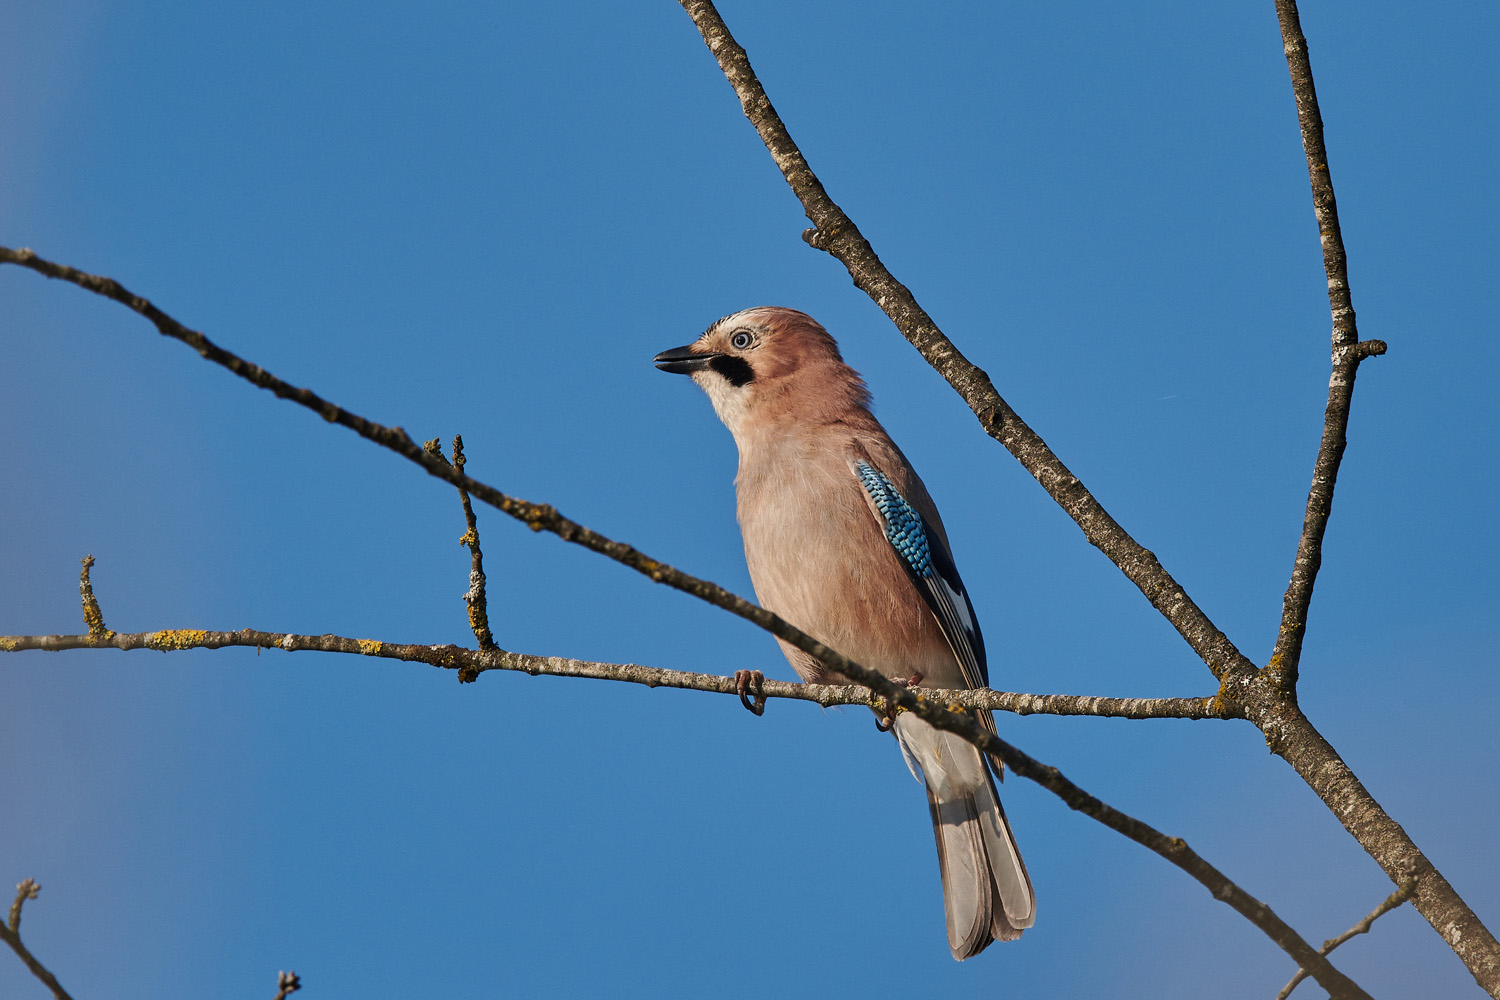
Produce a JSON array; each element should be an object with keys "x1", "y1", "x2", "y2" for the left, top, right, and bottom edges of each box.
[
  {"x1": 735, "y1": 669, "x2": 767, "y2": 716},
  {"x1": 873, "y1": 672, "x2": 924, "y2": 732}
]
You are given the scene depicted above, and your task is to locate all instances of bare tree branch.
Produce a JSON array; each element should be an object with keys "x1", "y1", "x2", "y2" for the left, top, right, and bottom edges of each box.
[
  {"x1": 1, "y1": 880, "x2": 75, "y2": 1000},
  {"x1": 670, "y1": 3, "x2": 1500, "y2": 992},
  {"x1": 1276, "y1": 876, "x2": 1419, "y2": 1000},
  {"x1": 273, "y1": 970, "x2": 302, "y2": 1000},
  {"x1": 0, "y1": 627, "x2": 1231, "y2": 721},
  {"x1": 78, "y1": 556, "x2": 111, "y2": 641},
  {"x1": 1266, "y1": 0, "x2": 1388, "y2": 694},
  {"x1": 425, "y1": 434, "x2": 496, "y2": 661}
]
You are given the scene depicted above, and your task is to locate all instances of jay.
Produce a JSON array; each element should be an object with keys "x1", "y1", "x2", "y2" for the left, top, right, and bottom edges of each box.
[{"x1": 655, "y1": 306, "x2": 1035, "y2": 959}]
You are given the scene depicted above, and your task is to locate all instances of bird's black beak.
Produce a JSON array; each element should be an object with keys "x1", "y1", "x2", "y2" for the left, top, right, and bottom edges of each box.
[{"x1": 653, "y1": 344, "x2": 720, "y2": 375}]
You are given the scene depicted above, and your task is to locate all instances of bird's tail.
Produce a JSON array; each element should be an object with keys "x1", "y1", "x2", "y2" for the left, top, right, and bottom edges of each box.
[{"x1": 896, "y1": 715, "x2": 1035, "y2": 959}]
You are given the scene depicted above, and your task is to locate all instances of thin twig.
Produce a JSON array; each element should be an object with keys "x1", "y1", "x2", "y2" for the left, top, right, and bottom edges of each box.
[
  {"x1": 1265, "y1": 0, "x2": 1387, "y2": 694},
  {"x1": 0, "y1": 880, "x2": 75, "y2": 1000},
  {"x1": 79, "y1": 556, "x2": 111, "y2": 640},
  {"x1": 1272, "y1": 0, "x2": 1357, "y2": 352},
  {"x1": 0, "y1": 245, "x2": 1366, "y2": 998},
  {"x1": 7, "y1": 878, "x2": 37, "y2": 933},
  {"x1": 0, "y1": 626, "x2": 1233, "y2": 720},
  {"x1": 273, "y1": 970, "x2": 302, "y2": 1000},
  {"x1": 424, "y1": 434, "x2": 496, "y2": 660},
  {"x1": 1276, "y1": 877, "x2": 1419, "y2": 999}
]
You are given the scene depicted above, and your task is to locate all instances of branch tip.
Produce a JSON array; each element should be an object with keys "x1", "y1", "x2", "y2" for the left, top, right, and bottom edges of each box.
[
  {"x1": 2, "y1": 877, "x2": 75, "y2": 1000},
  {"x1": 8, "y1": 879, "x2": 40, "y2": 933},
  {"x1": 78, "y1": 555, "x2": 112, "y2": 641},
  {"x1": 1276, "y1": 876, "x2": 1420, "y2": 999},
  {"x1": 450, "y1": 437, "x2": 496, "y2": 652}
]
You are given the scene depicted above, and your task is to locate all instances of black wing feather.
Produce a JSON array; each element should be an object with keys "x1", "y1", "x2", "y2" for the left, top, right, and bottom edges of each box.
[{"x1": 853, "y1": 462, "x2": 988, "y2": 690}]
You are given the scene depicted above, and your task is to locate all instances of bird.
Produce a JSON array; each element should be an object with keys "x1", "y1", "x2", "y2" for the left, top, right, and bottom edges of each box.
[{"x1": 654, "y1": 306, "x2": 1034, "y2": 959}]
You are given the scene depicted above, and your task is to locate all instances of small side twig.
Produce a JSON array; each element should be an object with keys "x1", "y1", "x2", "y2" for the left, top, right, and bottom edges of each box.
[
  {"x1": 79, "y1": 556, "x2": 112, "y2": 640},
  {"x1": 0, "y1": 879, "x2": 76, "y2": 1000},
  {"x1": 424, "y1": 434, "x2": 496, "y2": 665},
  {"x1": 7, "y1": 878, "x2": 38, "y2": 933},
  {"x1": 1276, "y1": 876, "x2": 1419, "y2": 999},
  {"x1": 274, "y1": 970, "x2": 302, "y2": 1000}
]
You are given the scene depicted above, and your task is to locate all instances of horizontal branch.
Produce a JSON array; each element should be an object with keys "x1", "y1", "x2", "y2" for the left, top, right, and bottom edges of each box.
[
  {"x1": 0, "y1": 629, "x2": 1235, "y2": 721},
  {"x1": 5, "y1": 618, "x2": 1353, "y2": 991}
]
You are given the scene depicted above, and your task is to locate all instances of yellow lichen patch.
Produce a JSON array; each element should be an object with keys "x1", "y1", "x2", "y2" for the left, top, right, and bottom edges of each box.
[
  {"x1": 147, "y1": 629, "x2": 209, "y2": 651},
  {"x1": 0, "y1": 636, "x2": 17, "y2": 651},
  {"x1": 356, "y1": 639, "x2": 384, "y2": 656},
  {"x1": 83, "y1": 604, "x2": 112, "y2": 640},
  {"x1": 466, "y1": 607, "x2": 492, "y2": 643}
]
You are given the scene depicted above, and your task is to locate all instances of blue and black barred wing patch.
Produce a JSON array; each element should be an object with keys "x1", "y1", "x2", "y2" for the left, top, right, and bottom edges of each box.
[{"x1": 854, "y1": 461, "x2": 988, "y2": 690}]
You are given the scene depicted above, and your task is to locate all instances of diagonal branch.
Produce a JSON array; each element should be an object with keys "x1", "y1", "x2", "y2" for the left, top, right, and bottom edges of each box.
[
  {"x1": 1, "y1": 879, "x2": 75, "y2": 1000},
  {"x1": 675, "y1": 0, "x2": 1260, "y2": 697},
  {"x1": 1265, "y1": 0, "x2": 1387, "y2": 692},
  {"x1": 1276, "y1": 875, "x2": 1418, "y2": 1000},
  {"x1": 0, "y1": 243, "x2": 879, "y2": 702}
]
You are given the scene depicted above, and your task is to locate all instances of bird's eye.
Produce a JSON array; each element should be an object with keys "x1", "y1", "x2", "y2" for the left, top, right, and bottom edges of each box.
[{"x1": 730, "y1": 330, "x2": 754, "y2": 350}]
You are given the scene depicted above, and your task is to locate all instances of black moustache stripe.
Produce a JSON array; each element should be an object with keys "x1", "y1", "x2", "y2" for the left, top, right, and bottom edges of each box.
[{"x1": 709, "y1": 354, "x2": 755, "y2": 387}]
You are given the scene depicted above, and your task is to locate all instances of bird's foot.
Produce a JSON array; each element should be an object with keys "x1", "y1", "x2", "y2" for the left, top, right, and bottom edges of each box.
[
  {"x1": 873, "y1": 672, "x2": 924, "y2": 732},
  {"x1": 735, "y1": 669, "x2": 767, "y2": 716}
]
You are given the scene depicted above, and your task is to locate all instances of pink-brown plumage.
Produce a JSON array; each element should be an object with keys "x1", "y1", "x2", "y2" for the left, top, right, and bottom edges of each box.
[{"x1": 656, "y1": 307, "x2": 1034, "y2": 957}]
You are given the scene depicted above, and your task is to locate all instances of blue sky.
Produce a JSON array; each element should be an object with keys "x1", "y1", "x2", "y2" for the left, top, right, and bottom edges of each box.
[{"x1": 2, "y1": 2, "x2": 1497, "y2": 997}]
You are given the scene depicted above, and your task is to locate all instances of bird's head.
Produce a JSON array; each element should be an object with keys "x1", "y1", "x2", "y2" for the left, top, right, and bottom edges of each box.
[{"x1": 654, "y1": 307, "x2": 870, "y2": 440}]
